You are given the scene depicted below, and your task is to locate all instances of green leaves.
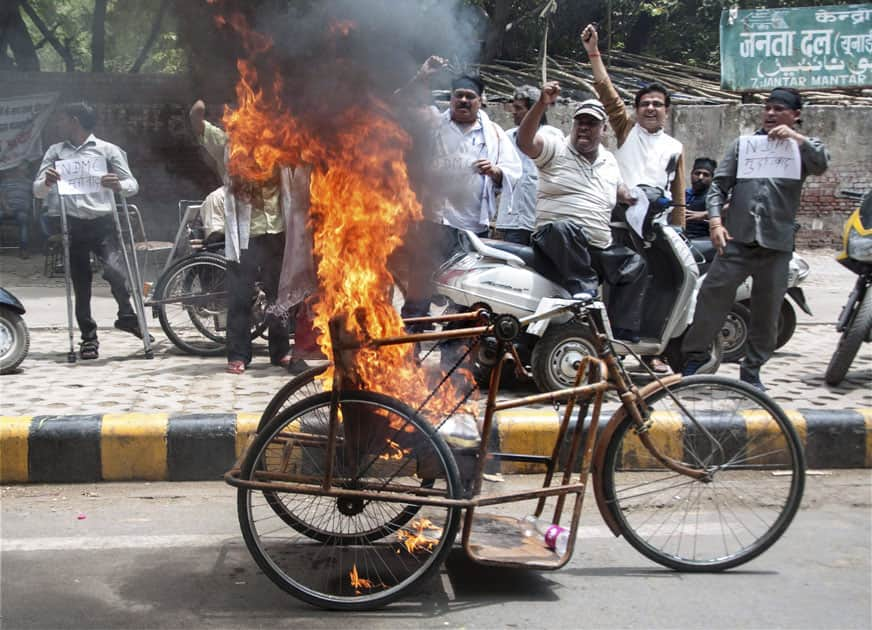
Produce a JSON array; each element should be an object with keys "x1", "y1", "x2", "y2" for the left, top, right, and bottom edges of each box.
[{"x1": 18, "y1": 0, "x2": 184, "y2": 73}]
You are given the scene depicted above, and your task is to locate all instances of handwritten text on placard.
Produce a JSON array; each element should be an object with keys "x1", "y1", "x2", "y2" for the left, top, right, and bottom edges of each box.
[
  {"x1": 55, "y1": 156, "x2": 108, "y2": 196},
  {"x1": 737, "y1": 136, "x2": 801, "y2": 179}
]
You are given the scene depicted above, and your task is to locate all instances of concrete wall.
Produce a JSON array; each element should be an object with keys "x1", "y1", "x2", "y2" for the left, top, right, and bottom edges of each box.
[{"x1": 3, "y1": 71, "x2": 868, "y2": 247}]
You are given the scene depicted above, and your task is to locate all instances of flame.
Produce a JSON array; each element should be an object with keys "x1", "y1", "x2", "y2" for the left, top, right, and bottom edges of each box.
[
  {"x1": 396, "y1": 518, "x2": 443, "y2": 554},
  {"x1": 349, "y1": 564, "x2": 376, "y2": 594},
  {"x1": 218, "y1": 12, "x2": 476, "y2": 421},
  {"x1": 378, "y1": 439, "x2": 408, "y2": 461}
]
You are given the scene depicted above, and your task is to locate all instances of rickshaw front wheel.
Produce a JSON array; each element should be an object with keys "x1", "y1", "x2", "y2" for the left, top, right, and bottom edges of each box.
[{"x1": 237, "y1": 390, "x2": 462, "y2": 610}]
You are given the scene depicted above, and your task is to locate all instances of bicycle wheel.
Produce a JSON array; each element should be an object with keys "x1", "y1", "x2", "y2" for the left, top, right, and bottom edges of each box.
[
  {"x1": 601, "y1": 375, "x2": 804, "y2": 571},
  {"x1": 154, "y1": 253, "x2": 229, "y2": 356},
  {"x1": 238, "y1": 391, "x2": 462, "y2": 610},
  {"x1": 257, "y1": 365, "x2": 329, "y2": 430}
]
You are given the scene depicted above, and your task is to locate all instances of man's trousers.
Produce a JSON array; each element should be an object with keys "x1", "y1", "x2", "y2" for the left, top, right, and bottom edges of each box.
[
  {"x1": 67, "y1": 215, "x2": 136, "y2": 342},
  {"x1": 682, "y1": 240, "x2": 791, "y2": 375}
]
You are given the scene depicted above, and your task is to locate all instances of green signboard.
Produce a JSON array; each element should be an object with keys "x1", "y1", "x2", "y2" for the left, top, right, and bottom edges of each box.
[{"x1": 720, "y1": 4, "x2": 872, "y2": 91}]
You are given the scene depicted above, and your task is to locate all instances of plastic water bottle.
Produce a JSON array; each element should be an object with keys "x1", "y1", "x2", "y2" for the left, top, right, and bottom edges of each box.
[{"x1": 521, "y1": 515, "x2": 570, "y2": 555}]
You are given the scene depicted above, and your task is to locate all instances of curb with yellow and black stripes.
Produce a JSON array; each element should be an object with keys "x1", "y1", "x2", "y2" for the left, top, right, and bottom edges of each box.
[{"x1": 1, "y1": 408, "x2": 871, "y2": 483}]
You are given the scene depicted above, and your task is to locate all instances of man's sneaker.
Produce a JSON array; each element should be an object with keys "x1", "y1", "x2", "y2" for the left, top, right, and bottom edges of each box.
[
  {"x1": 681, "y1": 359, "x2": 706, "y2": 377},
  {"x1": 114, "y1": 319, "x2": 155, "y2": 343},
  {"x1": 739, "y1": 366, "x2": 766, "y2": 391}
]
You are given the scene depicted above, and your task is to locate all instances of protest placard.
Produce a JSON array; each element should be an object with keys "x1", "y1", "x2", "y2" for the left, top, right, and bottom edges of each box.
[
  {"x1": 737, "y1": 135, "x2": 801, "y2": 179},
  {"x1": 55, "y1": 156, "x2": 108, "y2": 196}
]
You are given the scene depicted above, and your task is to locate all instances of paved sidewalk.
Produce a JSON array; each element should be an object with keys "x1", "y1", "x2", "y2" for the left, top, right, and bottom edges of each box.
[
  {"x1": 1, "y1": 247, "x2": 870, "y2": 483},
  {"x1": 1, "y1": 245, "x2": 869, "y2": 415}
]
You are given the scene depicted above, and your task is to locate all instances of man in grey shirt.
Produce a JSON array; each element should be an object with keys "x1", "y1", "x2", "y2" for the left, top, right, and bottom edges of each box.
[
  {"x1": 494, "y1": 85, "x2": 562, "y2": 245},
  {"x1": 33, "y1": 102, "x2": 143, "y2": 360},
  {"x1": 682, "y1": 87, "x2": 829, "y2": 388}
]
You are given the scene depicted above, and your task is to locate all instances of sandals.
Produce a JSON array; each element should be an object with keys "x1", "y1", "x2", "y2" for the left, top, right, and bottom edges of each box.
[
  {"x1": 643, "y1": 356, "x2": 672, "y2": 374},
  {"x1": 226, "y1": 360, "x2": 246, "y2": 375},
  {"x1": 80, "y1": 340, "x2": 99, "y2": 360}
]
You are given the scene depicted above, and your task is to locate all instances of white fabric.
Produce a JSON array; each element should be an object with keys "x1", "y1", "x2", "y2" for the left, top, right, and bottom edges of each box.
[
  {"x1": 496, "y1": 125, "x2": 563, "y2": 232},
  {"x1": 431, "y1": 108, "x2": 522, "y2": 232},
  {"x1": 533, "y1": 134, "x2": 621, "y2": 249},
  {"x1": 614, "y1": 124, "x2": 683, "y2": 199}
]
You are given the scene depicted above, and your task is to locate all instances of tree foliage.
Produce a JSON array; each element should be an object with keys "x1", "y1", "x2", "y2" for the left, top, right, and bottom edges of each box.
[
  {"x1": 1, "y1": 0, "x2": 185, "y2": 73},
  {"x1": 0, "y1": 0, "x2": 861, "y2": 74}
]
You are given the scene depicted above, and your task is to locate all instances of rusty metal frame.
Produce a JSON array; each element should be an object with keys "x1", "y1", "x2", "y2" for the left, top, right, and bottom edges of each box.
[{"x1": 233, "y1": 303, "x2": 711, "y2": 568}]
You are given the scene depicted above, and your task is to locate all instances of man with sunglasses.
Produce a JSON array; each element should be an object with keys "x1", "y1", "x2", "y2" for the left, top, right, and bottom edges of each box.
[
  {"x1": 581, "y1": 23, "x2": 686, "y2": 373},
  {"x1": 580, "y1": 23, "x2": 686, "y2": 226}
]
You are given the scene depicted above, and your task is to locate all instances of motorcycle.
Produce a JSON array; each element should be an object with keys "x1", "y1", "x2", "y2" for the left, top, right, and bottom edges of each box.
[
  {"x1": 434, "y1": 187, "x2": 723, "y2": 393},
  {"x1": 825, "y1": 190, "x2": 872, "y2": 386},
  {"x1": 688, "y1": 235, "x2": 812, "y2": 362},
  {"x1": 0, "y1": 287, "x2": 30, "y2": 374}
]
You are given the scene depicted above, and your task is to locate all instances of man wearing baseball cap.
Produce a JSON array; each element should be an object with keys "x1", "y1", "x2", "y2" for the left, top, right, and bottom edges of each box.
[
  {"x1": 516, "y1": 82, "x2": 646, "y2": 341},
  {"x1": 681, "y1": 87, "x2": 830, "y2": 389}
]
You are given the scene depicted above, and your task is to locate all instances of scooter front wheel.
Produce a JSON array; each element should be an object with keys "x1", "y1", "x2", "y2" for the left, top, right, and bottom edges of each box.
[{"x1": 0, "y1": 306, "x2": 29, "y2": 374}]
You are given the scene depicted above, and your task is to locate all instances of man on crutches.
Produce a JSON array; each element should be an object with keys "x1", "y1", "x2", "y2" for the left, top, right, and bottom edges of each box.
[{"x1": 33, "y1": 102, "x2": 149, "y2": 361}]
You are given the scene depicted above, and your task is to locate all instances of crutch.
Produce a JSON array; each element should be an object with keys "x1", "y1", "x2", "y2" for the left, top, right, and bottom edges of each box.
[
  {"x1": 57, "y1": 194, "x2": 77, "y2": 363},
  {"x1": 111, "y1": 195, "x2": 154, "y2": 359}
]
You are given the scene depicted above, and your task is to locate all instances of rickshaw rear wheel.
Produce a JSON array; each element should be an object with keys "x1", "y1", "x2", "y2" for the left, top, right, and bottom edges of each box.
[{"x1": 238, "y1": 390, "x2": 462, "y2": 610}]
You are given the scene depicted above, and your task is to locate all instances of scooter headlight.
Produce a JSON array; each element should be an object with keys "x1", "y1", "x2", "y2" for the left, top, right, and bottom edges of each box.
[{"x1": 847, "y1": 227, "x2": 872, "y2": 263}]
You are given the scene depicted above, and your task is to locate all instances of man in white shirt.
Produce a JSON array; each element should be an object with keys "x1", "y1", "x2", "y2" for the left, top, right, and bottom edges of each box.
[
  {"x1": 397, "y1": 68, "x2": 522, "y2": 324},
  {"x1": 580, "y1": 23, "x2": 685, "y2": 222},
  {"x1": 429, "y1": 75, "x2": 522, "y2": 236},
  {"x1": 581, "y1": 23, "x2": 685, "y2": 369},
  {"x1": 33, "y1": 102, "x2": 143, "y2": 360},
  {"x1": 516, "y1": 83, "x2": 647, "y2": 340}
]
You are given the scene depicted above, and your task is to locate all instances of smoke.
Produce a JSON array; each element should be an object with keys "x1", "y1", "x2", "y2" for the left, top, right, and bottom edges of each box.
[{"x1": 221, "y1": 0, "x2": 485, "y2": 125}]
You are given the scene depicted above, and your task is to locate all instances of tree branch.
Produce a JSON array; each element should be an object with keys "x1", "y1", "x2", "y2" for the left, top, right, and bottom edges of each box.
[
  {"x1": 91, "y1": 0, "x2": 107, "y2": 72},
  {"x1": 18, "y1": 0, "x2": 75, "y2": 71},
  {"x1": 129, "y1": 0, "x2": 169, "y2": 73}
]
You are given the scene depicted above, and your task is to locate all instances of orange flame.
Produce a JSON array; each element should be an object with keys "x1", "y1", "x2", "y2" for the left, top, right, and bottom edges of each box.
[
  {"x1": 396, "y1": 518, "x2": 443, "y2": 554},
  {"x1": 219, "y1": 12, "x2": 475, "y2": 420},
  {"x1": 349, "y1": 563, "x2": 376, "y2": 594}
]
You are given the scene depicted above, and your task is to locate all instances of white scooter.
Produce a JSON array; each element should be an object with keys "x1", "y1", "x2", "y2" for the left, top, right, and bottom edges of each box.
[{"x1": 434, "y1": 190, "x2": 722, "y2": 393}]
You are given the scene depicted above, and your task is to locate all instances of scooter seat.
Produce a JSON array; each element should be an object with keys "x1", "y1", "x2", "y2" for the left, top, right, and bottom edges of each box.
[{"x1": 481, "y1": 239, "x2": 537, "y2": 268}]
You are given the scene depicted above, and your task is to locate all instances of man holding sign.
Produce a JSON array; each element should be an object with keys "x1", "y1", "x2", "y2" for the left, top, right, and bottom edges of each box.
[
  {"x1": 33, "y1": 102, "x2": 141, "y2": 360},
  {"x1": 682, "y1": 87, "x2": 829, "y2": 389}
]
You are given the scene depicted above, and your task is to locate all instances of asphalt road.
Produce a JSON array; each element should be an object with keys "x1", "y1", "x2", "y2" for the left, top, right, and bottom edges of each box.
[{"x1": 2, "y1": 473, "x2": 870, "y2": 630}]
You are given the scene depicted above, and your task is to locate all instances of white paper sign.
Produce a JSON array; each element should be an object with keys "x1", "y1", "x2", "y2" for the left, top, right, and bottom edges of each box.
[
  {"x1": 737, "y1": 136, "x2": 801, "y2": 180},
  {"x1": 55, "y1": 156, "x2": 107, "y2": 196},
  {"x1": 626, "y1": 187, "x2": 649, "y2": 238}
]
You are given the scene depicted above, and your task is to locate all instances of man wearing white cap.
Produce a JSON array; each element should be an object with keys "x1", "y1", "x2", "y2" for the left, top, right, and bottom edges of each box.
[{"x1": 516, "y1": 81, "x2": 646, "y2": 340}]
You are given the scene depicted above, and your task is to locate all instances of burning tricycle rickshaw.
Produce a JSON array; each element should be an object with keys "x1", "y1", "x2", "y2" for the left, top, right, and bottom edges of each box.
[{"x1": 225, "y1": 298, "x2": 805, "y2": 610}]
